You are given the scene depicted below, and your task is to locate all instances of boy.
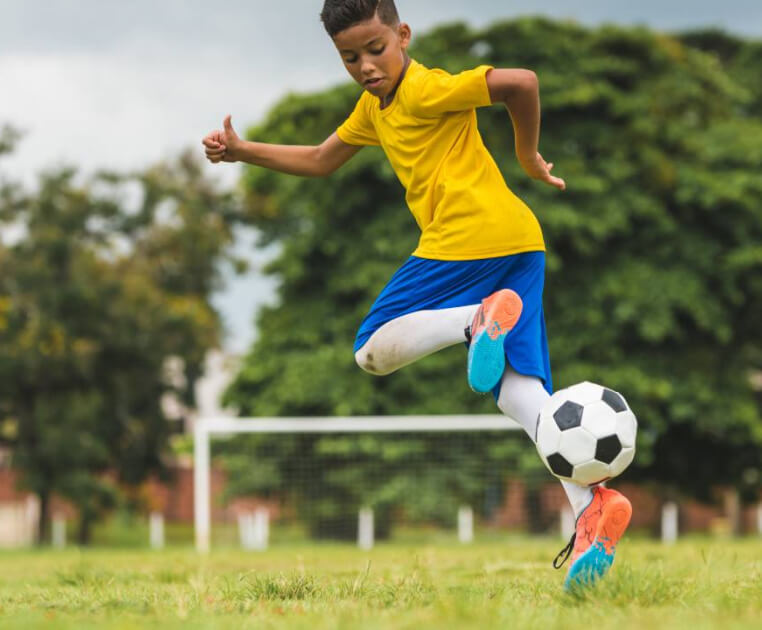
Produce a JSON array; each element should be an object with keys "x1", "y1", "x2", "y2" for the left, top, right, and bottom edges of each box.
[{"x1": 202, "y1": 0, "x2": 631, "y2": 590}]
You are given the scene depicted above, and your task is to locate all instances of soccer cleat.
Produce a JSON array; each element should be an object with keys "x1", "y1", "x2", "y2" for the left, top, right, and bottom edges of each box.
[
  {"x1": 553, "y1": 486, "x2": 632, "y2": 591},
  {"x1": 466, "y1": 289, "x2": 523, "y2": 393}
]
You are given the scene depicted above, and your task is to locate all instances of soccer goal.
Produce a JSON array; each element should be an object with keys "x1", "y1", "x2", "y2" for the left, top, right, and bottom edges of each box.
[{"x1": 194, "y1": 415, "x2": 524, "y2": 552}]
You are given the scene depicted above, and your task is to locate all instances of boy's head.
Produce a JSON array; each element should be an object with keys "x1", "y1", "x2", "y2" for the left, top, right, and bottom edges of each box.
[
  {"x1": 320, "y1": 0, "x2": 400, "y2": 37},
  {"x1": 321, "y1": 0, "x2": 411, "y2": 99}
]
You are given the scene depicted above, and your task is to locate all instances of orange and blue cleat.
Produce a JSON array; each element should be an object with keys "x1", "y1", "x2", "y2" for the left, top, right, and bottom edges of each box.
[
  {"x1": 466, "y1": 289, "x2": 523, "y2": 393},
  {"x1": 554, "y1": 486, "x2": 632, "y2": 591}
]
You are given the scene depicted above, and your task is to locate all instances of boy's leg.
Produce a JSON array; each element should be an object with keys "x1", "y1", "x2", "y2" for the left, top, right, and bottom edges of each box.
[
  {"x1": 355, "y1": 305, "x2": 478, "y2": 375},
  {"x1": 497, "y1": 367, "x2": 632, "y2": 590},
  {"x1": 354, "y1": 287, "x2": 521, "y2": 378},
  {"x1": 496, "y1": 368, "x2": 594, "y2": 517},
  {"x1": 356, "y1": 306, "x2": 599, "y2": 517},
  {"x1": 354, "y1": 256, "x2": 530, "y2": 380}
]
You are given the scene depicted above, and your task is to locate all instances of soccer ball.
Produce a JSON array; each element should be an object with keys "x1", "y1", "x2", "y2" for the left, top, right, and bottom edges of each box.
[{"x1": 535, "y1": 382, "x2": 637, "y2": 486}]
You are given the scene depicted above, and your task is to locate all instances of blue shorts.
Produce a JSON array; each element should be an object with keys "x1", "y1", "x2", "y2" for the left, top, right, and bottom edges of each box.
[{"x1": 354, "y1": 251, "x2": 553, "y2": 395}]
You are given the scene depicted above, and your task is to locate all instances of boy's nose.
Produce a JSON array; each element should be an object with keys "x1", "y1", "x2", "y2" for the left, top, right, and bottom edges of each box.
[{"x1": 361, "y1": 59, "x2": 377, "y2": 76}]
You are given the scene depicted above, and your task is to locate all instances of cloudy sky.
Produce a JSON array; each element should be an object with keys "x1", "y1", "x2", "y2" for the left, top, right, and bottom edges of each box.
[{"x1": 2, "y1": 0, "x2": 760, "y2": 353}]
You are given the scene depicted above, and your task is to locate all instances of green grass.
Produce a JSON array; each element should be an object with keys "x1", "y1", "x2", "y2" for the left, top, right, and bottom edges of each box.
[{"x1": 0, "y1": 537, "x2": 760, "y2": 629}]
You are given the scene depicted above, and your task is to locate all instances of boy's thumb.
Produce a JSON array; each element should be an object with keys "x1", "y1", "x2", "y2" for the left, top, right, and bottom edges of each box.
[{"x1": 224, "y1": 115, "x2": 234, "y2": 133}]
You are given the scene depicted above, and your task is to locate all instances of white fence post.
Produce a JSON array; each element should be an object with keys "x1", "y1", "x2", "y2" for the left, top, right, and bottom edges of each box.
[
  {"x1": 253, "y1": 508, "x2": 269, "y2": 550},
  {"x1": 458, "y1": 505, "x2": 473, "y2": 543},
  {"x1": 0, "y1": 497, "x2": 40, "y2": 548},
  {"x1": 194, "y1": 421, "x2": 211, "y2": 553},
  {"x1": 661, "y1": 502, "x2": 678, "y2": 544},
  {"x1": 149, "y1": 512, "x2": 165, "y2": 549},
  {"x1": 52, "y1": 515, "x2": 66, "y2": 548},
  {"x1": 358, "y1": 508, "x2": 374, "y2": 550},
  {"x1": 560, "y1": 505, "x2": 575, "y2": 539},
  {"x1": 239, "y1": 509, "x2": 270, "y2": 551},
  {"x1": 238, "y1": 512, "x2": 254, "y2": 549}
]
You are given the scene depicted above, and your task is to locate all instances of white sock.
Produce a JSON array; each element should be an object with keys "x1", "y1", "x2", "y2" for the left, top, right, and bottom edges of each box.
[
  {"x1": 497, "y1": 367, "x2": 593, "y2": 519},
  {"x1": 560, "y1": 480, "x2": 595, "y2": 520},
  {"x1": 355, "y1": 305, "x2": 478, "y2": 375}
]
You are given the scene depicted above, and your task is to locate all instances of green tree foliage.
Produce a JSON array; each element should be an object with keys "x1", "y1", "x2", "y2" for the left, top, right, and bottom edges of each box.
[
  {"x1": 224, "y1": 19, "x2": 762, "y2": 532},
  {"x1": 680, "y1": 29, "x2": 762, "y2": 116},
  {"x1": 0, "y1": 136, "x2": 240, "y2": 543}
]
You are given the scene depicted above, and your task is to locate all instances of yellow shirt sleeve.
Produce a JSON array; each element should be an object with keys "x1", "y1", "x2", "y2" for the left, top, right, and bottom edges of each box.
[
  {"x1": 408, "y1": 64, "x2": 494, "y2": 117},
  {"x1": 336, "y1": 91, "x2": 380, "y2": 146}
]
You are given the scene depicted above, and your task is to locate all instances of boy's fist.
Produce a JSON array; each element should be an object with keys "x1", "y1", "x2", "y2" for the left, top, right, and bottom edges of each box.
[
  {"x1": 521, "y1": 152, "x2": 566, "y2": 191},
  {"x1": 202, "y1": 115, "x2": 242, "y2": 163}
]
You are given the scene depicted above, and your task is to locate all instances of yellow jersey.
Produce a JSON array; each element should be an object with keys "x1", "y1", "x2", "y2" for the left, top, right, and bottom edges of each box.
[{"x1": 336, "y1": 59, "x2": 545, "y2": 260}]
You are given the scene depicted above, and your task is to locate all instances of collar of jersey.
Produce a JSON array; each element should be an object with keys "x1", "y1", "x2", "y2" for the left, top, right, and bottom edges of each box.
[{"x1": 376, "y1": 58, "x2": 418, "y2": 117}]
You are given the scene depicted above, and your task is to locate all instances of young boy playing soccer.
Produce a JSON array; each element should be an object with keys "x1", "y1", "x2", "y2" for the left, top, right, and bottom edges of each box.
[{"x1": 202, "y1": 0, "x2": 632, "y2": 589}]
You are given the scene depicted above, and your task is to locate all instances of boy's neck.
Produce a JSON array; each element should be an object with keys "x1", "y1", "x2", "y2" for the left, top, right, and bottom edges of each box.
[{"x1": 380, "y1": 54, "x2": 411, "y2": 110}]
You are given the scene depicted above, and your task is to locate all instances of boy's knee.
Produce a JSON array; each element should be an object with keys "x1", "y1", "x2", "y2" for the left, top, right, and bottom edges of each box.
[{"x1": 354, "y1": 346, "x2": 392, "y2": 376}]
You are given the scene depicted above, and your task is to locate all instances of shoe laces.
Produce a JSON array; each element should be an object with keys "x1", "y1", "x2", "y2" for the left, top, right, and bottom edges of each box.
[{"x1": 553, "y1": 532, "x2": 576, "y2": 569}]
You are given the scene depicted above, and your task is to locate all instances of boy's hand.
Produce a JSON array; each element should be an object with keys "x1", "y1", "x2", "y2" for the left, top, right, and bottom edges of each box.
[
  {"x1": 520, "y1": 152, "x2": 566, "y2": 191},
  {"x1": 202, "y1": 115, "x2": 242, "y2": 163}
]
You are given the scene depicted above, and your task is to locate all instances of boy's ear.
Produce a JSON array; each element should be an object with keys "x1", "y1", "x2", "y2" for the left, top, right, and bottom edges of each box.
[{"x1": 398, "y1": 22, "x2": 412, "y2": 48}]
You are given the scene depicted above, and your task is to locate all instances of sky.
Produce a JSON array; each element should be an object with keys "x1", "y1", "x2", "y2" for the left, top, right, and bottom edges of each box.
[{"x1": 1, "y1": 0, "x2": 761, "y2": 353}]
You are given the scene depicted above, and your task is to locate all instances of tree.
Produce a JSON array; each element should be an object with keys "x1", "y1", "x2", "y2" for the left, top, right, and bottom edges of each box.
[
  {"x1": 222, "y1": 19, "x2": 762, "y2": 532},
  {"x1": 0, "y1": 134, "x2": 242, "y2": 543}
]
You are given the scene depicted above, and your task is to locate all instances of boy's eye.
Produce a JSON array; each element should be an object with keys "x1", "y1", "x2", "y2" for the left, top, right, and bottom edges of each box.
[{"x1": 342, "y1": 46, "x2": 383, "y2": 64}]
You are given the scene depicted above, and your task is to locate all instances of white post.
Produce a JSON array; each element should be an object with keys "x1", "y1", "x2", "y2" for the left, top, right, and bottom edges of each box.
[
  {"x1": 52, "y1": 515, "x2": 66, "y2": 548},
  {"x1": 194, "y1": 421, "x2": 211, "y2": 553},
  {"x1": 253, "y1": 508, "x2": 269, "y2": 550},
  {"x1": 358, "y1": 508, "x2": 374, "y2": 550},
  {"x1": 458, "y1": 505, "x2": 474, "y2": 543},
  {"x1": 238, "y1": 510, "x2": 269, "y2": 550},
  {"x1": 149, "y1": 512, "x2": 165, "y2": 549},
  {"x1": 560, "y1": 505, "x2": 575, "y2": 539},
  {"x1": 661, "y1": 502, "x2": 678, "y2": 544},
  {"x1": 238, "y1": 512, "x2": 254, "y2": 549}
]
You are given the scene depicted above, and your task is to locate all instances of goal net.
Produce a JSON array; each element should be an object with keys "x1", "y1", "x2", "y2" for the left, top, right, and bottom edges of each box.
[{"x1": 194, "y1": 415, "x2": 567, "y2": 552}]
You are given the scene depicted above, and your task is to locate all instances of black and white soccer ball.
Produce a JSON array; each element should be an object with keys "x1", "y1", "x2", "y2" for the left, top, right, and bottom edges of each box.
[{"x1": 536, "y1": 382, "x2": 637, "y2": 486}]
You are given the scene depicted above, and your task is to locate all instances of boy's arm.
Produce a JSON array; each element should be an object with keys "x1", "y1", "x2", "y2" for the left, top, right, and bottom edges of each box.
[
  {"x1": 485, "y1": 69, "x2": 566, "y2": 191},
  {"x1": 202, "y1": 116, "x2": 362, "y2": 177}
]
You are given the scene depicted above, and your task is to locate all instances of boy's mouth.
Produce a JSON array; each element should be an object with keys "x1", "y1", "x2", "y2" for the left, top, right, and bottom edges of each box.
[{"x1": 364, "y1": 77, "x2": 383, "y2": 88}]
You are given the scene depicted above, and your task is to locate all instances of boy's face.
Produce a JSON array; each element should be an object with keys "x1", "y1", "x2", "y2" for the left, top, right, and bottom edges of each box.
[{"x1": 332, "y1": 13, "x2": 411, "y2": 99}]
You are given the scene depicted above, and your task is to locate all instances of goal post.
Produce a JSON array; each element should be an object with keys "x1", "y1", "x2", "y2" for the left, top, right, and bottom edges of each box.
[{"x1": 194, "y1": 415, "x2": 521, "y2": 552}]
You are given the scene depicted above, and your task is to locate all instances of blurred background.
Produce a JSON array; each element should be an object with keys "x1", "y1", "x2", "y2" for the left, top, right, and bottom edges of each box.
[{"x1": 0, "y1": 0, "x2": 760, "y2": 549}]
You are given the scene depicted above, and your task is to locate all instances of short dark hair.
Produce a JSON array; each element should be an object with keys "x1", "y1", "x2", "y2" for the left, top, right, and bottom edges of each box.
[{"x1": 320, "y1": 0, "x2": 400, "y2": 38}]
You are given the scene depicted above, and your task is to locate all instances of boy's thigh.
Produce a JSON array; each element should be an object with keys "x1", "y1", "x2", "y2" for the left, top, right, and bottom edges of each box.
[{"x1": 354, "y1": 251, "x2": 546, "y2": 353}]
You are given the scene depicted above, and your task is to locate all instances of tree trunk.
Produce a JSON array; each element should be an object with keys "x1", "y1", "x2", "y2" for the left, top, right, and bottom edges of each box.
[
  {"x1": 37, "y1": 490, "x2": 50, "y2": 546},
  {"x1": 77, "y1": 512, "x2": 93, "y2": 546},
  {"x1": 723, "y1": 487, "x2": 741, "y2": 536},
  {"x1": 526, "y1": 485, "x2": 544, "y2": 534}
]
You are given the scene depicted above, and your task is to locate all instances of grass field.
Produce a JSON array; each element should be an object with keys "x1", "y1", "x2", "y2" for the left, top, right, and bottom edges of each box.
[{"x1": 0, "y1": 537, "x2": 760, "y2": 629}]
